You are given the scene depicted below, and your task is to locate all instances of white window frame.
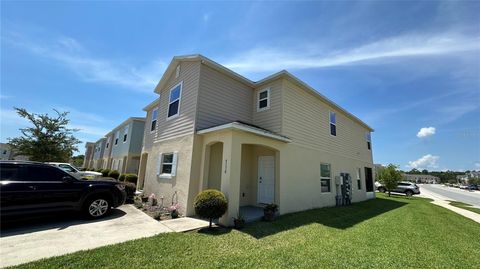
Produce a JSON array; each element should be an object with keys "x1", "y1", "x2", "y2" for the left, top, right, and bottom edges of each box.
[
  {"x1": 114, "y1": 131, "x2": 120, "y2": 146},
  {"x1": 329, "y1": 111, "x2": 336, "y2": 137},
  {"x1": 157, "y1": 152, "x2": 178, "y2": 178},
  {"x1": 356, "y1": 168, "x2": 362, "y2": 190},
  {"x1": 320, "y1": 163, "x2": 331, "y2": 193},
  {"x1": 257, "y1": 88, "x2": 271, "y2": 112},
  {"x1": 167, "y1": 82, "x2": 183, "y2": 120},
  {"x1": 123, "y1": 125, "x2": 129, "y2": 143},
  {"x1": 150, "y1": 107, "x2": 159, "y2": 133}
]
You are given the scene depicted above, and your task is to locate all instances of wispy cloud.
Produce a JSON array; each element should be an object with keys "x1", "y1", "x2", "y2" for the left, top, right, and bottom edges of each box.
[
  {"x1": 417, "y1": 127, "x2": 436, "y2": 138},
  {"x1": 3, "y1": 29, "x2": 167, "y2": 92},
  {"x1": 223, "y1": 33, "x2": 480, "y2": 73},
  {"x1": 407, "y1": 154, "x2": 440, "y2": 170}
]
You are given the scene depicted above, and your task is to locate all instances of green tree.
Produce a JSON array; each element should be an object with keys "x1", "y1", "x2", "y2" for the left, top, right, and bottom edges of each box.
[
  {"x1": 378, "y1": 164, "x2": 403, "y2": 197},
  {"x1": 70, "y1": 155, "x2": 85, "y2": 167},
  {"x1": 408, "y1": 168, "x2": 420, "y2": 174},
  {"x1": 7, "y1": 108, "x2": 81, "y2": 162},
  {"x1": 421, "y1": 169, "x2": 429, "y2": 174}
]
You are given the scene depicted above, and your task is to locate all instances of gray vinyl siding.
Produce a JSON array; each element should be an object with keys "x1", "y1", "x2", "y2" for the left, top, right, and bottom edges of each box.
[
  {"x1": 154, "y1": 61, "x2": 200, "y2": 142},
  {"x1": 92, "y1": 139, "x2": 106, "y2": 161},
  {"x1": 252, "y1": 79, "x2": 283, "y2": 133},
  {"x1": 128, "y1": 120, "x2": 145, "y2": 155},
  {"x1": 103, "y1": 134, "x2": 113, "y2": 159},
  {"x1": 282, "y1": 80, "x2": 372, "y2": 162},
  {"x1": 110, "y1": 120, "x2": 145, "y2": 158},
  {"x1": 196, "y1": 64, "x2": 253, "y2": 130}
]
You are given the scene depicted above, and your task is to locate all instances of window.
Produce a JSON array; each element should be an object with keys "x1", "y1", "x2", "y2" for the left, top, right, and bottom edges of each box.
[
  {"x1": 59, "y1": 164, "x2": 77, "y2": 173},
  {"x1": 356, "y1": 168, "x2": 362, "y2": 190},
  {"x1": 2, "y1": 150, "x2": 7, "y2": 155},
  {"x1": 329, "y1": 111, "x2": 336, "y2": 136},
  {"x1": 106, "y1": 137, "x2": 110, "y2": 149},
  {"x1": 114, "y1": 131, "x2": 120, "y2": 145},
  {"x1": 150, "y1": 108, "x2": 158, "y2": 132},
  {"x1": 25, "y1": 166, "x2": 67, "y2": 181},
  {"x1": 157, "y1": 152, "x2": 178, "y2": 177},
  {"x1": 320, "y1": 163, "x2": 331, "y2": 192},
  {"x1": 123, "y1": 125, "x2": 129, "y2": 142},
  {"x1": 366, "y1": 132, "x2": 371, "y2": 150},
  {"x1": 257, "y1": 88, "x2": 270, "y2": 111},
  {"x1": 167, "y1": 82, "x2": 182, "y2": 119},
  {"x1": 0, "y1": 164, "x2": 20, "y2": 181}
]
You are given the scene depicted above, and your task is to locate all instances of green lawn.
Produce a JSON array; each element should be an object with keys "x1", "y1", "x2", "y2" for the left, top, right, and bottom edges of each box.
[
  {"x1": 448, "y1": 200, "x2": 480, "y2": 215},
  {"x1": 11, "y1": 194, "x2": 480, "y2": 269}
]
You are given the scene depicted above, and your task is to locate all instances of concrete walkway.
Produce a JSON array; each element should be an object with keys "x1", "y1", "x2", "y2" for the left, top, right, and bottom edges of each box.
[
  {"x1": 419, "y1": 187, "x2": 480, "y2": 224},
  {"x1": 0, "y1": 205, "x2": 209, "y2": 268}
]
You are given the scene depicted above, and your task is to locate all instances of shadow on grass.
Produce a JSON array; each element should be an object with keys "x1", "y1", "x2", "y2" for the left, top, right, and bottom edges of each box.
[
  {"x1": 197, "y1": 226, "x2": 232, "y2": 236},
  {"x1": 0, "y1": 208, "x2": 127, "y2": 238},
  {"x1": 240, "y1": 196, "x2": 407, "y2": 239}
]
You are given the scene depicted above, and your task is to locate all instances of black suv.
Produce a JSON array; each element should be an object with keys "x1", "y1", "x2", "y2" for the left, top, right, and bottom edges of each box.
[{"x1": 0, "y1": 161, "x2": 126, "y2": 220}]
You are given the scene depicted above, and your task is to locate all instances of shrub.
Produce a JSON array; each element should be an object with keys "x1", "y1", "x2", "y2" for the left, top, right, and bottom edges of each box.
[
  {"x1": 96, "y1": 168, "x2": 103, "y2": 172},
  {"x1": 123, "y1": 182, "x2": 136, "y2": 201},
  {"x1": 101, "y1": 169, "x2": 110, "y2": 177},
  {"x1": 108, "y1": 170, "x2": 120, "y2": 180},
  {"x1": 119, "y1": 174, "x2": 126, "y2": 181},
  {"x1": 193, "y1": 189, "x2": 228, "y2": 228},
  {"x1": 124, "y1": 174, "x2": 138, "y2": 184}
]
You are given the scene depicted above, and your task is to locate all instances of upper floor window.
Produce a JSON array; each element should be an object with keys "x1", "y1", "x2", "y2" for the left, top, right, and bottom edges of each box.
[
  {"x1": 167, "y1": 82, "x2": 182, "y2": 119},
  {"x1": 151, "y1": 108, "x2": 158, "y2": 132},
  {"x1": 106, "y1": 137, "x2": 110, "y2": 149},
  {"x1": 366, "y1": 132, "x2": 371, "y2": 150},
  {"x1": 114, "y1": 131, "x2": 120, "y2": 145},
  {"x1": 123, "y1": 125, "x2": 129, "y2": 143},
  {"x1": 257, "y1": 88, "x2": 270, "y2": 111},
  {"x1": 329, "y1": 111, "x2": 336, "y2": 136}
]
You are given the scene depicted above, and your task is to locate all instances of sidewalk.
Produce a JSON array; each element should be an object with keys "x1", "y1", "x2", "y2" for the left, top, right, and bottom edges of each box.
[{"x1": 418, "y1": 188, "x2": 480, "y2": 224}]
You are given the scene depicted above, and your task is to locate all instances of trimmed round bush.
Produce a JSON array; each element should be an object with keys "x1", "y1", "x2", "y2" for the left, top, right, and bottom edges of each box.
[
  {"x1": 124, "y1": 174, "x2": 138, "y2": 184},
  {"x1": 194, "y1": 189, "x2": 228, "y2": 228},
  {"x1": 122, "y1": 182, "x2": 136, "y2": 201},
  {"x1": 119, "y1": 174, "x2": 126, "y2": 181},
  {"x1": 96, "y1": 168, "x2": 103, "y2": 172},
  {"x1": 108, "y1": 170, "x2": 120, "y2": 180},
  {"x1": 101, "y1": 169, "x2": 110, "y2": 177}
]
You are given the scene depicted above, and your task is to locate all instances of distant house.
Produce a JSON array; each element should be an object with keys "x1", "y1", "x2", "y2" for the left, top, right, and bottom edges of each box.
[
  {"x1": 402, "y1": 174, "x2": 439, "y2": 184},
  {"x1": 457, "y1": 171, "x2": 480, "y2": 184},
  {"x1": 92, "y1": 138, "x2": 106, "y2": 170},
  {"x1": 139, "y1": 54, "x2": 375, "y2": 226},
  {"x1": 83, "y1": 142, "x2": 95, "y2": 168},
  {"x1": 0, "y1": 143, "x2": 13, "y2": 160}
]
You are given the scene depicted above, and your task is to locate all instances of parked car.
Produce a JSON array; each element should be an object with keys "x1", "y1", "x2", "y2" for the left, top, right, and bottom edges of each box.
[
  {"x1": 46, "y1": 162, "x2": 102, "y2": 179},
  {"x1": 467, "y1": 184, "x2": 478, "y2": 191},
  {"x1": 376, "y1": 181, "x2": 420, "y2": 196},
  {"x1": 0, "y1": 161, "x2": 126, "y2": 220}
]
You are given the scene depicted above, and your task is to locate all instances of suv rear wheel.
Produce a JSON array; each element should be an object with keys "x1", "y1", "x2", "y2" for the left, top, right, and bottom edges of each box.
[
  {"x1": 378, "y1": 187, "x2": 386, "y2": 193},
  {"x1": 405, "y1": 190, "x2": 413, "y2": 197},
  {"x1": 84, "y1": 197, "x2": 111, "y2": 218}
]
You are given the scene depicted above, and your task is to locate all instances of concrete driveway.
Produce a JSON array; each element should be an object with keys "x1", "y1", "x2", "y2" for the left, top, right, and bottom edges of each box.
[{"x1": 0, "y1": 205, "x2": 173, "y2": 268}]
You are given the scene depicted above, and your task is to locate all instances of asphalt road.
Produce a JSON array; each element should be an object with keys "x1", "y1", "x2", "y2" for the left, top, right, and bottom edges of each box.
[{"x1": 420, "y1": 184, "x2": 480, "y2": 208}]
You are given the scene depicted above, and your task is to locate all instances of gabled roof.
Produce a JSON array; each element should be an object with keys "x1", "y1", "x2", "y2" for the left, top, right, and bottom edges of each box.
[
  {"x1": 105, "y1": 117, "x2": 146, "y2": 136},
  {"x1": 143, "y1": 98, "x2": 160, "y2": 111},
  {"x1": 197, "y1": 121, "x2": 292, "y2": 143},
  {"x1": 154, "y1": 54, "x2": 373, "y2": 132}
]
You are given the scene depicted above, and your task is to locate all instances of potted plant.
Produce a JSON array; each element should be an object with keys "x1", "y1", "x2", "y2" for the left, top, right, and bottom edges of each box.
[
  {"x1": 233, "y1": 214, "x2": 245, "y2": 229},
  {"x1": 169, "y1": 204, "x2": 180, "y2": 219},
  {"x1": 263, "y1": 203, "x2": 278, "y2": 221}
]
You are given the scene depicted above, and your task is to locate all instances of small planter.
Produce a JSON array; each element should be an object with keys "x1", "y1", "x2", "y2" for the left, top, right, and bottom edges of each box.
[
  {"x1": 170, "y1": 210, "x2": 179, "y2": 219},
  {"x1": 233, "y1": 218, "x2": 246, "y2": 229},
  {"x1": 263, "y1": 203, "x2": 279, "y2": 222}
]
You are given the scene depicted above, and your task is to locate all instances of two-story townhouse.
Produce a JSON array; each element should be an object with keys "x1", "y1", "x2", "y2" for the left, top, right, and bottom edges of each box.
[
  {"x1": 142, "y1": 54, "x2": 375, "y2": 226},
  {"x1": 101, "y1": 133, "x2": 114, "y2": 169},
  {"x1": 92, "y1": 138, "x2": 106, "y2": 169},
  {"x1": 83, "y1": 142, "x2": 95, "y2": 169},
  {"x1": 108, "y1": 117, "x2": 146, "y2": 174},
  {"x1": 138, "y1": 98, "x2": 160, "y2": 190}
]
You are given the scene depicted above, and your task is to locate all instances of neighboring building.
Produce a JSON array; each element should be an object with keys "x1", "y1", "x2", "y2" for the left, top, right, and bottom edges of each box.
[
  {"x1": 92, "y1": 138, "x2": 106, "y2": 169},
  {"x1": 108, "y1": 117, "x2": 146, "y2": 174},
  {"x1": 403, "y1": 174, "x2": 439, "y2": 184},
  {"x1": 138, "y1": 98, "x2": 160, "y2": 190},
  {"x1": 0, "y1": 143, "x2": 13, "y2": 160},
  {"x1": 457, "y1": 171, "x2": 480, "y2": 184},
  {"x1": 102, "y1": 133, "x2": 114, "y2": 170},
  {"x1": 141, "y1": 54, "x2": 375, "y2": 226},
  {"x1": 83, "y1": 142, "x2": 95, "y2": 168}
]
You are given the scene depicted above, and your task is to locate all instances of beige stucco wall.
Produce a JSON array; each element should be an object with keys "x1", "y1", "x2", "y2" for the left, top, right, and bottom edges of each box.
[{"x1": 143, "y1": 134, "x2": 196, "y2": 216}]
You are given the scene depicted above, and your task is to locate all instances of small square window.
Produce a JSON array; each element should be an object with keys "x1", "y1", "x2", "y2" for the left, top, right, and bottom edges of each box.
[{"x1": 158, "y1": 152, "x2": 177, "y2": 177}]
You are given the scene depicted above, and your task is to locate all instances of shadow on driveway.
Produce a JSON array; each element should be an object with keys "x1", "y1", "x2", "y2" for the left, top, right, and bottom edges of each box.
[{"x1": 1, "y1": 208, "x2": 127, "y2": 238}]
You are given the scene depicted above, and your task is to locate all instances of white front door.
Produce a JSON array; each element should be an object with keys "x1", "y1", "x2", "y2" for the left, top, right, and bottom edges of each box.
[{"x1": 258, "y1": 156, "x2": 275, "y2": 204}]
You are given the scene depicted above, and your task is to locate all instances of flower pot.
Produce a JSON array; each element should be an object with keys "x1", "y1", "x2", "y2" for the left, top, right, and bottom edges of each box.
[
  {"x1": 234, "y1": 219, "x2": 245, "y2": 229},
  {"x1": 170, "y1": 210, "x2": 179, "y2": 219},
  {"x1": 263, "y1": 210, "x2": 276, "y2": 221}
]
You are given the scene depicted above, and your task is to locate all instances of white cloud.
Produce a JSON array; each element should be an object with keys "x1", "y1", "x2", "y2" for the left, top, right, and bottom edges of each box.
[
  {"x1": 474, "y1": 162, "x2": 480, "y2": 170},
  {"x1": 4, "y1": 30, "x2": 167, "y2": 92},
  {"x1": 407, "y1": 154, "x2": 440, "y2": 169},
  {"x1": 222, "y1": 33, "x2": 480, "y2": 73},
  {"x1": 417, "y1": 127, "x2": 436, "y2": 138}
]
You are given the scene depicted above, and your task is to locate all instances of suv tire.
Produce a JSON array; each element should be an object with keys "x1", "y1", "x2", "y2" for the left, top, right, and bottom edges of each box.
[
  {"x1": 378, "y1": 187, "x2": 386, "y2": 193},
  {"x1": 405, "y1": 190, "x2": 413, "y2": 197},
  {"x1": 84, "y1": 196, "x2": 111, "y2": 219}
]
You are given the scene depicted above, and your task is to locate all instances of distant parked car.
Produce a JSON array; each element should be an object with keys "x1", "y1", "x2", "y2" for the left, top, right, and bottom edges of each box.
[
  {"x1": 46, "y1": 162, "x2": 102, "y2": 179},
  {"x1": 0, "y1": 161, "x2": 126, "y2": 220},
  {"x1": 467, "y1": 184, "x2": 478, "y2": 191},
  {"x1": 459, "y1": 185, "x2": 469, "y2": 190},
  {"x1": 376, "y1": 181, "x2": 420, "y2": 196}
]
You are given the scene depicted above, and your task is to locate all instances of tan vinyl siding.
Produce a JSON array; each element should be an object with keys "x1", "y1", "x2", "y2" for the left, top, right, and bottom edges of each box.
[
  {"x1": 154, "y1": 61, "x2": 200, "y2": 142},
  {"x1": 252, "y1": 79, "x2": 283, "y2": 133},
  {"x1": 196, "y1": 64, "x2": 254, "y2": 130},
  {"x1": 282, "y1": 80, "x2": 372, "y2": 162},
  {"x1": 143, "y1": 105, "x2": 158, "y2": 151}
]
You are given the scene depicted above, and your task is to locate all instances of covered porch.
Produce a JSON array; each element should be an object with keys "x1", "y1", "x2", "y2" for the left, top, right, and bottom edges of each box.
[{"x1": 197, "y1": 122, "x2": 290, "y2": 226}]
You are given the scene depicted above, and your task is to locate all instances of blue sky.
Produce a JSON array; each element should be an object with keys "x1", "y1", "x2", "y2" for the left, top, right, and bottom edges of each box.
[{"x1": 1, "y1": 1, "x2": 479, "y2": 171}]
